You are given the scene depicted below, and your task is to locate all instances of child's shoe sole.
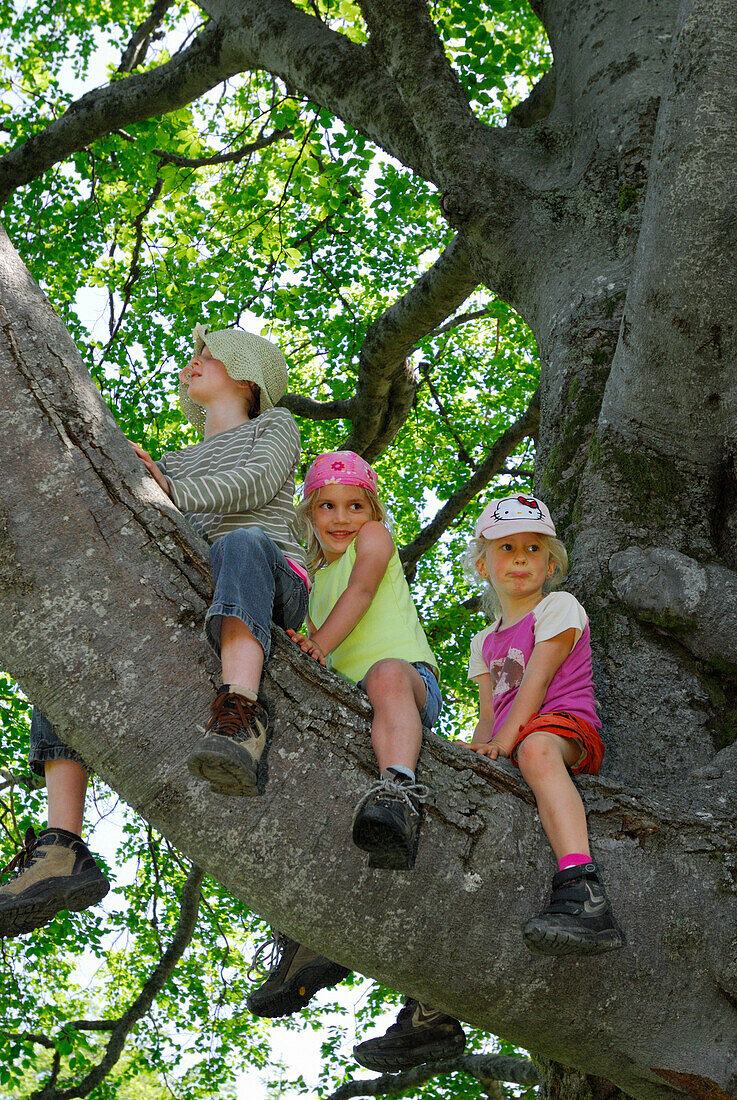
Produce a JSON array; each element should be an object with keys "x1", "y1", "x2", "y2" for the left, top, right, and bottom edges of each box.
[
  {"x1": 352, "y1": 818, "x2": 416, "y2": 870},
  {"x1": 0, "y1": 873, "x2": 110, "y2": 937},
  {"x1": 247, "y1": 960, "x2": 351, "y2": 1017},
  {"x1": 522, "y1": 919, "x2": 625, "y2": 956},
  {"x1": 186, "y1": 735, "x2": 259, "y2": 796}
]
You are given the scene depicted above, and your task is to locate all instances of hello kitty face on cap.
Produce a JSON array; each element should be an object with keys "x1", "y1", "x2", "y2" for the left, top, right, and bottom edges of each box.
[
  {"x1": 475, "y1": 494, "x2": 556, "y2": 539},
  {"x1": 493, "y1": 496, "x2": 544, "y2": 524}
]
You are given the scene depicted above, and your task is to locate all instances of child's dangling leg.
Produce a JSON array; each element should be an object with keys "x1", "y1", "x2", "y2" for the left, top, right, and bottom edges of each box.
[
  {"x1": 351, "y1": 660, "x2": 440, "y2": 870},
  {"x1": 186, "y1": 528, "x2": 307, "y2": 796},
  {"x1": 514, "y1": 729, "x2": 624, "y2": 955}
]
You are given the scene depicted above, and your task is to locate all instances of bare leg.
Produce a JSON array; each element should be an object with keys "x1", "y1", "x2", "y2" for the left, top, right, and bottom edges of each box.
[
  {"x1": 220, "y1": 615, "x2": 264, "y2": 693},
  {"x1": 516, "y1": 732, "x2": 589, "y2": 860},
  {"x1": 45, "y1": 759, "x2": 88, "y2": 835},
  {"x1": 362, "y1": 660, "x2": 427, "y2": 772}
]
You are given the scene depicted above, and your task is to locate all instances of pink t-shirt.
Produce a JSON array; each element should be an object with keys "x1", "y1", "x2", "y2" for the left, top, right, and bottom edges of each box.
[{"x1": 467, "y1": 592, "x2": 600, "y2": 737}]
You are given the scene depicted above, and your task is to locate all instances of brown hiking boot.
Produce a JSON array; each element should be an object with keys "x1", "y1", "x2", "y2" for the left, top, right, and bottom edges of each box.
[
  {"x1": 353, "y1": 998, "x2": 466, "y2": 1071},
  {"x1": 186, "y1": 684, "x2": 268, "y2": 796},
  {"x1": 0, "y1": 827, "x2": 110, "y2": 938},
  {"x1": 246, "y1": 933, "x2": 351, "y2": 1017}
]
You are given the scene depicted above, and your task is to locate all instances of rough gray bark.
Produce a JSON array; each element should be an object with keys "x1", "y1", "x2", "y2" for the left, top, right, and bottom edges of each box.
[
  {"x1": 2, "y1": 0, "x2": 737, "y2": 1097},
  {"x1": 2, "y1": 227, "x2": 737, "y2": 1100}
]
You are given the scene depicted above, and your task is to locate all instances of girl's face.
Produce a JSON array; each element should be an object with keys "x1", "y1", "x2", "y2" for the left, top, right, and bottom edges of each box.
[
  {"x1": 477, "y1": 532, "x2": 554, "y2": 603},
  {"x1": 181, "y1": 347, "x2": 254, "y2": 411},
  {"x1": 312, "y1": 483, "x2": 374, "y2": 562}
]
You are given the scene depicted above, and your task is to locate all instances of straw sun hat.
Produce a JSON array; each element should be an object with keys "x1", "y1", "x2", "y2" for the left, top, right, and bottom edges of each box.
[{"x1": 179, "y1": 323, "x2": 289, "y2": 434}]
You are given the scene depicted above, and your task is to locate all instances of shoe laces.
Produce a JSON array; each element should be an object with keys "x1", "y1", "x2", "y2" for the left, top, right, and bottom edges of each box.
[
  {"x1": 1, "y1": 827, "x2": 39, "y2": 878},
  {"x1": 353, "y1": 776, "x2": 432, "y2": 818},
  {"x1": 206, "y1": 692, "x2": 263, "y2": 741},
  {"x1": 247, "y1": 929, "x2": 288, "y2": 980}
]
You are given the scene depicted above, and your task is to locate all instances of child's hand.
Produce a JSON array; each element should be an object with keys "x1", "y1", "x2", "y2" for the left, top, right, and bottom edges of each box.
[
  {"x1": 466, "y1": 733, "x2": 516, "y2": 761},
  {"x1": 287, "y1": 629, "x2": 326, "y2": 666},
  {"x1": 129, "y1": 441, "x2": 171, "y2": 496}
]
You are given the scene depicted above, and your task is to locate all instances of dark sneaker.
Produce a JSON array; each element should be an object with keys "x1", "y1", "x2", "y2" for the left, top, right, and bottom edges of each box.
[
  {"x1": 522, "y1": 861, "x2": 625, "y2": 956},
  {"x1": 186, "y1": 684, "x2": 267, "y2": 796},
  {"x1": 0, "y1": 827, "x2": 110, "y2": 938},
  {"x1": 354, "y1": 999, "x2": 466, "y2": 1072},
  {"x1": 246, "y1": 933, "x2": 351, "y2": 1017},
  {"x1": 352, "y1": 770, "x2": 431, "y2": 870}
]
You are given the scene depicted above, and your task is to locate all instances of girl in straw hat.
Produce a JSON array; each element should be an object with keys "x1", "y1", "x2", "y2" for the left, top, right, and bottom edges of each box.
[
  {"x1": 137, "y1": 323, "x2": 309, "y2": 795},
  {"x1": 0, "y1": 325, "x2": 307, "y2": 940}
]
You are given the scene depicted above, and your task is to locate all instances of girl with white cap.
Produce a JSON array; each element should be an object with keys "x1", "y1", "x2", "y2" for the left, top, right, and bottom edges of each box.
[{"x1": 465, "y1": 494, "x2": 624, "y2": 956}]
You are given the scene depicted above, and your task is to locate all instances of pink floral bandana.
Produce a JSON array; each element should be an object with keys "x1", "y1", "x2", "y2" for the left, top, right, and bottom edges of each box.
[{"x1": 303, "y1": 451, "x2": 378, "y2": 498}]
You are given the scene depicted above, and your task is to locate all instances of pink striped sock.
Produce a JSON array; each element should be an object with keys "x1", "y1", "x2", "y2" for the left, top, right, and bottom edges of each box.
[{"x1": 558, "y1": 852, "x2": 590, "y2": 871}]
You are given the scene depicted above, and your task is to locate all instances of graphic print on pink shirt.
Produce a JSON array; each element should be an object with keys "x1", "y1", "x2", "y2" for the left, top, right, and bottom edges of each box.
[{"x1": 490, "y1": 648, "x2": 525, "y2": 697}]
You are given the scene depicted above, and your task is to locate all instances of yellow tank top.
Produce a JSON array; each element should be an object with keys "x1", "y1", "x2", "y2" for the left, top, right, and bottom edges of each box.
[{"x1": 309, "y1": 538, "x2": 438, "y2": 685}]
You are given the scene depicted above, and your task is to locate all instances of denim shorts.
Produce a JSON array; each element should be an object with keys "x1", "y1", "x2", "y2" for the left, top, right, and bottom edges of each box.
[
  {"x1": 205, "y1": 527, "x2": 308, "y2": 659},
  {"x1": 358, "y1": 661, "x2": 443, "y2": 734}
]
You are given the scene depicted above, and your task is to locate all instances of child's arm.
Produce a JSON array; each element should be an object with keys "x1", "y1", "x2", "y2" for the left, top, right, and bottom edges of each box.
[
  {"x1": 476, "y1": 628, "x2": 578, "y2": 760},
  {"x1": 467, "y1": 673, "x2": 495, "y2": 748},
  {"x1": 296, "y1": 522, "x2": 394, "y2": 660}
]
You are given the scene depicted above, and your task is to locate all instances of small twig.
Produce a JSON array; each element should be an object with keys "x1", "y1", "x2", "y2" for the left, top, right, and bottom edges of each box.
[
  {"x1": 419, "y1": 360, "x2": 478, "y2": 471},
  {"x1": 29, "y1": 864, "x2": 206, "y2": 1100},
  {"x1": 151, "y1": 125, "x2": 292, "y2": 168},
  {"x1": 118, "y1": 0, "x2": 175, "y2": 73},
  {"x1": 400, "y1": 390, "x2": 540, "y2": 574}
]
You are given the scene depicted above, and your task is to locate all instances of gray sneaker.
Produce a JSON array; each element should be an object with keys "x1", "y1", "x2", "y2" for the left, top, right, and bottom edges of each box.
[
  {"x1": 0, "y1": 827, "x2": 110, "y2": 938},
  {"x1": 186, "y1": 684, "x2": 268, "y2": 796},
  {"x1": 353, "y1": 998, "x2": 466, "y2": 1071}
]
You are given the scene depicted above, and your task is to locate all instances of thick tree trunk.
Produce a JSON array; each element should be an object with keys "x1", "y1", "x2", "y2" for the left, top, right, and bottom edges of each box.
[{"x1": 2, "y1": 228, "x2": 737, "y2": 1100}]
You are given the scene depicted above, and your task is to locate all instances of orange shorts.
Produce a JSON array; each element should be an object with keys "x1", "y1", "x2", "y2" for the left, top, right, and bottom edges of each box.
[{"x1": 508, "y1": 711, "x2": 604, "y2": 775}]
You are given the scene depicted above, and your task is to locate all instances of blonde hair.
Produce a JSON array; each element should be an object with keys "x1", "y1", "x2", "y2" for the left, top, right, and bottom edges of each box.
[
  {"x1": 463, "y1": 532, "x2": 569, "y2": 620},
  {"x1": 297, "y1": 486, "x2": 390, "y2": 575}
]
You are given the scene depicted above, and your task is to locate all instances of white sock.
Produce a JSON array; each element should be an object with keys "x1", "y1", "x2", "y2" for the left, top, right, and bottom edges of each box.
[{"x1": 383, "y1": 765, "x2": 415, "y2": 783}]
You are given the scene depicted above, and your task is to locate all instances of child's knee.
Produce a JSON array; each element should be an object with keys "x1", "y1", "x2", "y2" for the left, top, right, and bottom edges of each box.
[
  {"x1": 363, "y1": 659, "x2": 412, "y2": 699},
  {"x1": 516, "y1": 732, "x2": 561, "y2": 778}
]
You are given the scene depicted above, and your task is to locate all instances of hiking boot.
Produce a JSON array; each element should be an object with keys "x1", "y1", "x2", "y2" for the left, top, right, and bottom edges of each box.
[
  {"x1": 522, "y1": 861, "x2": 625, "y2": 956},
  {"x1": 246, "y1": 933, "x2": 351, "y2": 1017},
  {"x1": 353, "y1": 998, "x2": 466, "y2": 1071},
  {"x1": 351, "y1": 770, "x2": 431, "y2": 870},
  {"x1": 186, "y1": 684, "x2": 267, "y2": 796},
  {"x1": 0, "y1": 827, "x2": 110, "y2": 938}
]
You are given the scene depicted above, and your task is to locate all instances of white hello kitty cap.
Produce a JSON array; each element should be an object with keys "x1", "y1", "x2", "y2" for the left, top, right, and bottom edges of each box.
[{"x1": 475, "y1": 494, "x2": 557, "y2": 539}]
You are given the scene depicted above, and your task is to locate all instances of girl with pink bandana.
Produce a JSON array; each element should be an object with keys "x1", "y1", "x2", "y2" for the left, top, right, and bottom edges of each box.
[{"x1": 292, "y1": 450, "x2": 442, "y2": 870}]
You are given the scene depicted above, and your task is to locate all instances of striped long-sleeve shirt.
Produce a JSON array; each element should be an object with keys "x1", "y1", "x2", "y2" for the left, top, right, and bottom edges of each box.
[{"x1": 157, "y1": 407, "x2": 306, "y2": 570}]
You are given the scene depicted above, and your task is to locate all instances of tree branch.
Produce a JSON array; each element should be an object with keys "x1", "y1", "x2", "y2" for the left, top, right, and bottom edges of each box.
[
  {"x1": 0, "y1": 0, "x2": 435, "y2": 206},
  {"x1": 344, "y1": 234, "x2": 479, "y2": 459},
  {"x1": 609, "y1": 547, "x2": 737, "y2": 672},
  {"x1": 118, "y1": 0, "x2": 176, "y2": 73},
  {"x1": 279, "y1": 393, "x2": 353, "y2": 421},
  {"x1": 399, "y1": 390, "x2": 539, "y2": 574},
  {"x1": 151, "y1": 124, "x2": 292, "y2": 168},
  {"x1": 507, "y1": 67, "x2": 556, "y2": 129},
  {"x1": 357, "y1": 0, "x2": 490, "y2": 181},
  {"x1": 29, "y1": 865, "x2": 205, "y2": 1100},
  {"x1": 326, "y1": 1053, "x2": 539, "y2": 1100}
]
